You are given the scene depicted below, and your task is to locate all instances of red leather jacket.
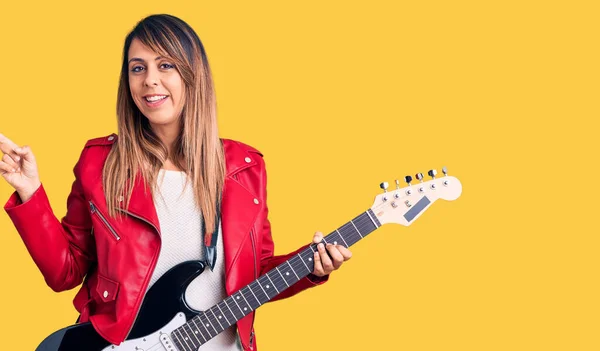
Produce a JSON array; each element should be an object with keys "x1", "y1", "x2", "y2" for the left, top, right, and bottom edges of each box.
[{"x1": 4, "y1": 134, "x2": 327, "y2": 349}]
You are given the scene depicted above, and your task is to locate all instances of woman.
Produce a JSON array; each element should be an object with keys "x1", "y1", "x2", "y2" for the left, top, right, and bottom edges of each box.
[{"x1": 1, "y1": 14, "x2": 351, "y2": 350}]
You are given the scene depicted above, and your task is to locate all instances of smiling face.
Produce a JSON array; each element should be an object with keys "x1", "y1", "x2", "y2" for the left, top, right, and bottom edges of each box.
[{"x1": 127, "y1": 38, "x2": 185, "y2": 130}]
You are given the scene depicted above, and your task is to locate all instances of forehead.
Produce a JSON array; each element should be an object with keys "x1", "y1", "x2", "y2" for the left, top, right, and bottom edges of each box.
[{"x1": 128, "y1": 38, "x2": 162, "y2": 61}]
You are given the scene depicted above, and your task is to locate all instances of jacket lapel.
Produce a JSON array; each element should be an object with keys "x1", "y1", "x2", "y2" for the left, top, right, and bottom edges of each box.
[
  {"x1": 221, "y1": 139, "x2": 261, "y2": 293},
  {"x1": 121, "y1": 171, "x2": 161, "y2": 234}
]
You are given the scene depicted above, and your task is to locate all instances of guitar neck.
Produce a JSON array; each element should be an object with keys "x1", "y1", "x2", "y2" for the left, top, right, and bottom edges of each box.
[{"x1": 170, "y1": 208, "x2": 382, "y2": 350}]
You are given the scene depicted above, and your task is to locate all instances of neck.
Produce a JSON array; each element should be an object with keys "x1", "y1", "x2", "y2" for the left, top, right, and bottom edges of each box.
[{"x1": 151, "y1": 123, "x2": 180, "y2": 155}]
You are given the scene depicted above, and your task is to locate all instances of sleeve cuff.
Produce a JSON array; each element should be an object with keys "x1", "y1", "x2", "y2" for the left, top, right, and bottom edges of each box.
[
  {"x1": 306, "y1": 272, "x2": 329, "y2": 285},
  {"x1": 4, "y1": 183, "x2": 47, "y2": 214}
]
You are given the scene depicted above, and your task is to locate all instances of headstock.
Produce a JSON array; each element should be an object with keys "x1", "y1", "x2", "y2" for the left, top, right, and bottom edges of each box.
[{"x1": 371, "y1": 167, "x2": 462, "y2": 226}]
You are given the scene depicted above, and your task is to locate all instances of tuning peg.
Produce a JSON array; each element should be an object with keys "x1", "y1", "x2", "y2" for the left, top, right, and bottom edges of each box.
[
  {"x1": 428, "y1": 169, "x2": 437, "y2": 179},
  {"x1": 380, "y1": 182, "x2": 389, "y2": 192},
  {"x1": 442, "y1": 166, "x2": 448, "y2": 176},
  {"x1": 404, "y1": 175, "x2": 413, "y2": 185},
  {"x1": 415, "y1": 173, "x2": 424, "y2": 182},
  {"x1": 395, "y1": 179, "x2": 401, "y2": 189}
]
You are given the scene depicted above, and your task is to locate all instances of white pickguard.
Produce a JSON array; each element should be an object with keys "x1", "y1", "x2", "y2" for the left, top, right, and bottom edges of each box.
[{"x1": 101, "y1": 312, "x2": 187, "y2": 351}]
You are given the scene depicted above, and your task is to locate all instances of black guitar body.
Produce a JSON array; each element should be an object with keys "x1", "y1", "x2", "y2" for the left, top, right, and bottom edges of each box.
[{"x1": 36, "y1": 261, "x2": 206, "y2": 351}]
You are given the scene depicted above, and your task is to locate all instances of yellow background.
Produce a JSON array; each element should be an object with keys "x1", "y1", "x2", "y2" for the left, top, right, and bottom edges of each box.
[{"x1": 1, "y1": 1, "x2": 598, "y2": 350}]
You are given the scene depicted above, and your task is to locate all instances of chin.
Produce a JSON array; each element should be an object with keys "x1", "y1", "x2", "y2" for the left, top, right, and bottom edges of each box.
[{"x1": 146, "y1": 114, "x2": 178, "y2": 125}]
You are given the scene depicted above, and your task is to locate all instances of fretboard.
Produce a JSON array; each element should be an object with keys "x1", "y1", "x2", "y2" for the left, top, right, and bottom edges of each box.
[{"x1": 170, "y1": 208, "x2": 381, "y2": 350}]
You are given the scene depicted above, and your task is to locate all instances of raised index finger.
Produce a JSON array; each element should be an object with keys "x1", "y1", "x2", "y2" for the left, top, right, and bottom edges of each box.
[{"x1": 0, "y1": 133, "x2": 19, "y2": 155}]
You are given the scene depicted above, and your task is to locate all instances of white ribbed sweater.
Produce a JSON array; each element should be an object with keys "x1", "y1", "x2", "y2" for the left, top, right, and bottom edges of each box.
[{"x1": 147, "y1": 169, "x2": 242, "y2": 351}]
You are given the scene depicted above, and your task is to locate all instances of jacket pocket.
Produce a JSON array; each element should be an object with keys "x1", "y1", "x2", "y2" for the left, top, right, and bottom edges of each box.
[
  {"x1": 89, "y1": 200, "x2": 121, "y2": 242},
  {"x1": 96, "y1": 273, "x2": 120, "y2": 303}
]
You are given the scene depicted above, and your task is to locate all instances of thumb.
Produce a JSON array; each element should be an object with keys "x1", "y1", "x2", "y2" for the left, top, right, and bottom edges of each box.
[{"x1": 313, "y1": 231, "x2": 323, "y2": 244}]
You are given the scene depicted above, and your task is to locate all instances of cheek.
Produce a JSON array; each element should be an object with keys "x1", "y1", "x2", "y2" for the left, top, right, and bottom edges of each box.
[
  {"x1": 169, "y1": 79, "x2": 185, "y2": 106},
  {"x1": 129, "y1": 76, "x2": 141, "y2": 92}
]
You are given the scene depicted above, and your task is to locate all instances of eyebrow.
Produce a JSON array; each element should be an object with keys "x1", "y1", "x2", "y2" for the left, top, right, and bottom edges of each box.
[{"x1": 128, "y1": 56, "x2": 164, "y2": 64}]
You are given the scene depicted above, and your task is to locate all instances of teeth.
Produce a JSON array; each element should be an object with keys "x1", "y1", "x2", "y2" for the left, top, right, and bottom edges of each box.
[{"x1": 145, "y1": 95, "x2": 167, "y2": 102}]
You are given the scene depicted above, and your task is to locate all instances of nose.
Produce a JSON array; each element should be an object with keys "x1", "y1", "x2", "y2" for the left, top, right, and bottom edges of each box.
[{"x1": 144, "y1": 65, "x2": 159, "y2": 87}]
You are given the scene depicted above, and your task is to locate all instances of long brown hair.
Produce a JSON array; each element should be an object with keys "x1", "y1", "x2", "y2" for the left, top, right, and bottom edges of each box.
[{"x1": 103, "y1": 14, "x2": 225, "y2": 235}]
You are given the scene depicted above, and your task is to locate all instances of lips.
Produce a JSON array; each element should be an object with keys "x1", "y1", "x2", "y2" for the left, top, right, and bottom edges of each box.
[{"x1": 143, "y1": 95, "x2": 169, "y2": 108}]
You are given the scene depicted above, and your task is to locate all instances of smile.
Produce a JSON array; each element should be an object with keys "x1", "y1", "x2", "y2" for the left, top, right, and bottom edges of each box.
[{"x1": 144, "y1": 95, "x2": 169, "y2": 108}]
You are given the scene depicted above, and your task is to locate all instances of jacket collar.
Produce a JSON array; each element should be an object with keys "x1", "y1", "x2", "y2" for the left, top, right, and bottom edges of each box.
[{"x1": 222, "y1": 138, "x2": 260, "y2": 177}]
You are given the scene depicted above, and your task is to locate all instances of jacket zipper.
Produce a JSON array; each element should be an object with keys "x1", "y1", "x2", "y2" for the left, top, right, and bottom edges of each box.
[
  {"x1": 88, "y1": 201, "x2": 160, "y2": 340},
  {"x1": 89, "y1": 201, "x2": 120, "y2": 241},
  {"x1": 233, "y1": 173, "x2": 258, "y2": 350},
  {"x1": 115, "y1": 207, "x2": 162, "y2": 342}
]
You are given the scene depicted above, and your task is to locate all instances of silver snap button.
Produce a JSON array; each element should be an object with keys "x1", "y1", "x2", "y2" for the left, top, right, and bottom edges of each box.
[
  {"x1": 253, "y1": 198, "x2": 259, "y2": 205},
  {"x1": 103, "y1": 291, "x2": 109, "y2": 298},
  {"x1": 108, "y1": 136, "x2": 114, "y2": 141},
  {"x1": 244, "y1": 157, "x2": 251, "y2": 163}
]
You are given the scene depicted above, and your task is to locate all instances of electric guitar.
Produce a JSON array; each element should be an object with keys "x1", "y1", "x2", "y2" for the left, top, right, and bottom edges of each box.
[{"x1": 36, "y1": 169, "x2": 462, "y2": 350}]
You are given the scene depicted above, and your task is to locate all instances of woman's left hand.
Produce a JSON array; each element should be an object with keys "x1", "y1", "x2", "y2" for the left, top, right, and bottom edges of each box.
[{"x1": 311, "y1": 231, "x2": 352, "y2": 277}]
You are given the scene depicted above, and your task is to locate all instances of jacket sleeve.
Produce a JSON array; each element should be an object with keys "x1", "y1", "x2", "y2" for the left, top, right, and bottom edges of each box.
[
  {"x1": 255, "y1": 154, "x2": 329, "y2": 302},
  {"x1": 3, "y1": 147, "x2": 96, "y2": 292}
]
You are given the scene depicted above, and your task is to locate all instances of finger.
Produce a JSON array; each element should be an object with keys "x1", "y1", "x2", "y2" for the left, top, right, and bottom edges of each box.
[
  {"x1": 0, "y1": 160, "x2": 17, "y2": 174},
  {"x1": 318, "y1": 243, "x2": 334, "y2": 272},
  {"x1": 312, "y1": 231, "x2": 323, "y2": 244},
  {"x1": 14, "y1": 145, "x2": 35, "y2": 163},
  {"x1": 326, "y1": 244, "x2": 345, "y2": 269},
  {"x1": 0, "y1": 134, "x2": 21, "y2": 161},
  {"x1": 336, "y1": 245, "x2": 353, "y2": 261},
  {"x1": 312, "y1": 250, "x2": 325, "y2": 276},
  {"x1": 2, "y1": 154, "x2": 19, "y2": 170}
]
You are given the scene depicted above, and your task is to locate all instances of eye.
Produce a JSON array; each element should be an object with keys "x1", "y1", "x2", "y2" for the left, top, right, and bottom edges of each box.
[
  {"x1": 131, "y1": 66, "x2": 144, "y2": 73},
  {"x1": 160, "y1": 63, "x2": 175, "y2": 69}
]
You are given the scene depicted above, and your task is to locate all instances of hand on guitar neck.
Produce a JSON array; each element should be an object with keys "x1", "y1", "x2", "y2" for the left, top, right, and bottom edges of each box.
[{"x1": 310, "y1": 231, "x2": 353, "y2": 278}]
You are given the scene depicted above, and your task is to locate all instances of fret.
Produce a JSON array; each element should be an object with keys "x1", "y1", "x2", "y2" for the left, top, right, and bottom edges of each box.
[
  {"x1": 338, "y1": 223, "x2": 358, "y2": 246},
  {"x1": 209, "y1": 308, "x2": 225, "y2": 331},
  {"x1": 366, "y1": 209, "x2": 379, "y2": 228},
  {"x1": 265, "y1": 272, "x2": 280, "y2": 296},
  {"x1": 247, "y1": 282, "x2": 263, "y2": 305},
  {"x1": 222, "y1": 299, "x2": 239, "y2": 323},
  {"x1": 335, "y1": 229, "x2": 349, "y2": 247},
  {"x1": 190, "y1": 318, "x2": 208, "y2": 343},
  {"x1": 297, "y1": 253, "x2": 311, "y2": 272},
  {"x1": 350, "y1": 219, "x2": 363, "y2": 238},
  {"x1": 216, "y1": 302, "x2": 232, "y2": 326},
  {"x1": 275, "y1": 267, "x2": 290, "y2": 287},
  {"x1": 282, "y1": 262, "x2": 301, "y2": 285},
  {"x1": 185, "y1": 319, "x2": 202, "y2": 345},
  {"x1": 265, "y1": 273, "x2": 280, "y2": 294},
  {"x1": 291, "y1": 254, "x2": 311, "y2": 276},
  {"x1": 254, "y1": 277, "x2": 271, "y2": 302},
  {"x1": 179, "y1": 327, "x2": 195, "y2": 350},
  {"x1": 287, "y1": 260, "x2": 300, "y2": 280},
  {"x1": 325, "y1": 231, "x2": 341, "y2": 246},
  {"x1": 186, "y1": 326, "x2": 200, "y2": 348},
  {"x1": 268, "y1": 269, "x2": 290, "y2": 293},
  {"x1": 279, "y1": 264, "x2": 300, "y2": 286},
  {"x1": 197, "y1": 312, "x2": 217, "y2": 337},
  {"x1": 239, "y1": 290, "x2": 253, "y2": 312},
  {"x1": 231, "y1": 292, "x2": 246, "y2": 315},
  {"x1": 241, "y1": 286, "x2": 260, "y2": 310},
  {"x1": 172, "y1": 330, "x2": 187, "y2": 351}
]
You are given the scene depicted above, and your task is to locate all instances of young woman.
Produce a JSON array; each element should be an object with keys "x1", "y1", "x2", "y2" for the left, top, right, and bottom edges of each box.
[{"x1": 1, "y1": 14, "x2": 351, "y2": 350}]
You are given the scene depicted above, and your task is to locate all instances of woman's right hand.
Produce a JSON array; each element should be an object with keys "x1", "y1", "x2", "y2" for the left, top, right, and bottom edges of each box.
[{"x1": 0, "y1": 133, "x2": 41, "y2": 202}]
